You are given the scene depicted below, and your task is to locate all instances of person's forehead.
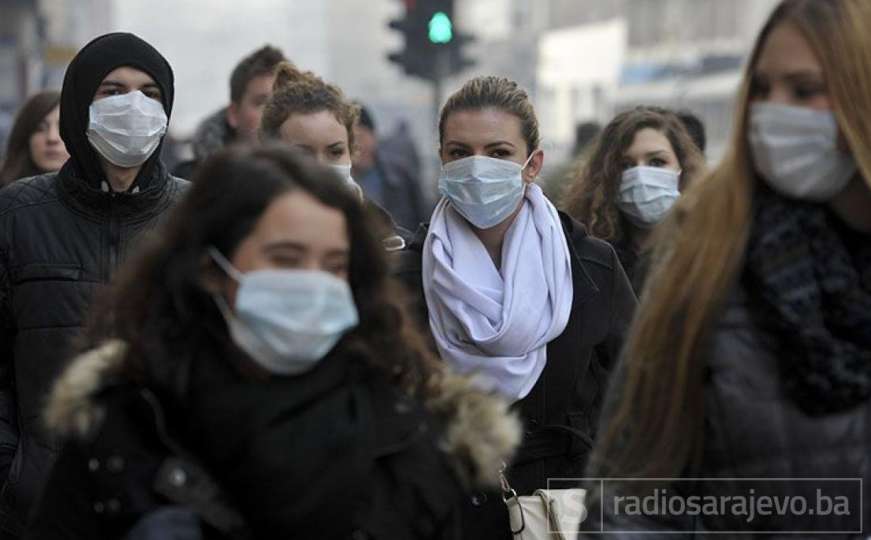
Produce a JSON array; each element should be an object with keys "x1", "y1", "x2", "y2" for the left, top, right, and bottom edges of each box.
[
  {"x1": 755, "y1": 23, "x2": 822, "y2": 75},
  {"x1": 99, "y1": 66, "x2": 157, "y2": 86},
  {"x1": 626, "y1": 128, "x2": 672, "y2": 153},
  {"x1": 443, "y1": 108, "x2": 524, "y2": 143},
  {"x1": 280, "y1": 111, "x2": 348, "y2": 145}
]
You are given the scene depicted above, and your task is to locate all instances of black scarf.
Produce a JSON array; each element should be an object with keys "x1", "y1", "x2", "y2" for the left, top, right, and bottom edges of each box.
[
  {"x1": 745, "y1": 186, "x2": 871, "y2": 415},
  {"x1": 59, "y1": 32, "x2": 174, "y2": 192}
]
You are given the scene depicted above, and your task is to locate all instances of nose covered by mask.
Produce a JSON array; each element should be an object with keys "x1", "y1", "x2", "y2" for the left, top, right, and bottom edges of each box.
[
  {"x1": 87, "y1": 90, "x2": 168, "y2": 168},
  {"x1": 617, "y1": 166, "x2": 681, "y2": 228},
  {"x1": 328, "y1": 163, "x2": 365, "y2": 200},
  {"x1": 438, "y1": 154, "x2": 534, "y2": 229},
  {"x1": 209, "y1": 247, "x2": 359, "y2": 375},
  {"x1": 748, "y1": 102, "x2": 856, "y2": 202}
]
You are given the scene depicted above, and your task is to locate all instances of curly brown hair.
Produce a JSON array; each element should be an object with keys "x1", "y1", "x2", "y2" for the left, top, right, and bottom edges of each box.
[
  {"x1": 561, "y1": 106, "x2": 705, "y2": 245},
  {"x1": 83, "y1": 144, "x2": 440, "y2": 398},
  {"x1": 260, "y1": 62, "x2": 360, "y2": 150}
]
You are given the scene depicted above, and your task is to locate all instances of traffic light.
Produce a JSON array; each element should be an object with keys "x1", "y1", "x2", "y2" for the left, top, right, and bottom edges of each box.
[{"x1": 387, "y1": 0, "x2": 475, "y2": 81}]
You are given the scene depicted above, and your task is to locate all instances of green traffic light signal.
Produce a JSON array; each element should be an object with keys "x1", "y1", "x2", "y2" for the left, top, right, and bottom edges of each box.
[{"x1": 428, "y1": 11, "x2": 453, "y2": 44}]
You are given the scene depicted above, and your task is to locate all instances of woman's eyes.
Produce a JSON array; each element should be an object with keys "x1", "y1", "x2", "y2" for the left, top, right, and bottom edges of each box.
[
  {"x1": 649, "y1": 158, "x2": 667, "y2": 167},
  {"x1": 489, "y1": 149, "x2": 512, "y2": 158},
  {"x1": 329, "y1": 148, "x2": 346, "y2": 159},
  {"x1": 448, "y1": 149, "x2": 513, "y2": 159},
  {"x1": 793, "y1": 85, "x2": 824, "y2": 100}
]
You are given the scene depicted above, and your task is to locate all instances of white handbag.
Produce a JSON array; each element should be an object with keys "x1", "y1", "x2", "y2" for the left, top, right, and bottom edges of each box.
[{"x1": 501, "y1": 468, "x2": 587, "y2": 540}]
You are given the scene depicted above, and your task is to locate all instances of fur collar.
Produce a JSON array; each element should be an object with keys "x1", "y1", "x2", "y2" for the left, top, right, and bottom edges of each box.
[{"x1": 45, "y1": 341, "x2": 520, "y2": 489}]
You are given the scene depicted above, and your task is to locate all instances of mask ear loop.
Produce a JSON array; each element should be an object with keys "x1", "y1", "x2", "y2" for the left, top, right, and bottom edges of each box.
[
  {"x1": 207, "y1": 246, "x2": 245, "y2": 282},
  {"x1": 520, "y1": 150, "x2": 538, "y2": 181}
]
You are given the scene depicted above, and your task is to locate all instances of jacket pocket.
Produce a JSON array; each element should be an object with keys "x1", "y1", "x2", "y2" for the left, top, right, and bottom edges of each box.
[{"x1": 11, "y1": 263, "x2": 82, "y2": 284}]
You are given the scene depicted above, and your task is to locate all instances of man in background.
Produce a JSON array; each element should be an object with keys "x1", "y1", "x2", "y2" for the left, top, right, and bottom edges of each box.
[
  {"x1": 352, "y1": 104, "x2": 431, "y2": 231},
  {"x1": 173, "y1": 45, "x2": 286, "y2": 178}
]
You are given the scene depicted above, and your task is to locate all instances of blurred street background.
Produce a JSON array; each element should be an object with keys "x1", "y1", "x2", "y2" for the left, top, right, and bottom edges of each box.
[{"x1": 0, "y1": 0, "x2": 780, "y2": 183}]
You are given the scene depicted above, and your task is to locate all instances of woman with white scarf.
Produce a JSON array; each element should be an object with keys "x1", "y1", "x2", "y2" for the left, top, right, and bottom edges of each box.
[{"x1": 394, "y1": 76, "x2": 637, "y2": 538}]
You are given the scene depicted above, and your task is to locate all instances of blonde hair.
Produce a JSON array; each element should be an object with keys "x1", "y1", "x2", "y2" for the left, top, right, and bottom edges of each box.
[
  {"x1": 439, "y1": 76, "x2": 540, "y2": 155},
  {"x1": 589, "y1": 0, "x2": 871, "y2": 481},
  {"x1": 260, "y1": 62, "x2": 360, "y2": 148}
]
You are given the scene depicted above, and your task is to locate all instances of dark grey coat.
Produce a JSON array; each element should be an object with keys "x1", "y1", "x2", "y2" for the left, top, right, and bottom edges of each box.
[{"x1": 585, "y1": 288, "x2": 871, "y2": 538}]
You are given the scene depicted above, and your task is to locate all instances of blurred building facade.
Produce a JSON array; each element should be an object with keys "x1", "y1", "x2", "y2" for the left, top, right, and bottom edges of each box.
[{"x1": 0, "y1": 0, "x2": 110, "y2": 151}]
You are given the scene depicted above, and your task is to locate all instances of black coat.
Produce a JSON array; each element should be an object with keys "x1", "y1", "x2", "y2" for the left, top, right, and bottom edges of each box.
[
  {"x1": 394, "y1": 211, "x2": 637, "y2": 539},
  {"x1": 586, "y1": 287, "x2": 871, "y2": 537},
  {"x1": 26, "y1": 335, "x2": 518, "y2": 540},
  {"x1": 0, "y1": 166, "x2": 187, "y2": 535}
]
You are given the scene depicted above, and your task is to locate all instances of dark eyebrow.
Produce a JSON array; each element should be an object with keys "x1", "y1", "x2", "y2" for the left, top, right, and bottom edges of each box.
[
  {"x1": 97, "y1": 81, "x2": 127, "y2": 89},
  {"x1": 263, "y1": 241, "x2": 306, "y2": 252},
  {"x1": 484, "y1": 141, "x2": 516, "y2": 149},
  {"x1": 782, "y1": 71, "x2": 825, "y2": 84},
  {"x1": 643, "y1": 150, "x2": 670, "y2": 158}
]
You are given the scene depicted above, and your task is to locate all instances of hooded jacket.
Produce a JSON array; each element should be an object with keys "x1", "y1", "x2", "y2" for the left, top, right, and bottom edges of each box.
[{"x1": 0, "y1": 32, "x2": 187, "y2": 535}]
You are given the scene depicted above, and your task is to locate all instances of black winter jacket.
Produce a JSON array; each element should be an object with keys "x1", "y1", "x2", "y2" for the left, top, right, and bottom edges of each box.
[
  {"x1": 0, "y1": 165, "x2": 187, "y2": 534},
  {"x1": 26, "y1": 338, "x2": 519, "y2": 539},
  {"x1": 394, "y1": 211, "x2": 637, "y2": 539}
]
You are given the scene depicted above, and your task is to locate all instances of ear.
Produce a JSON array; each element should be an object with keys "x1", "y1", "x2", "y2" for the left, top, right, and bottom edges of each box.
[
  {"x1": 226, "y1": 103, "x2": 240, "y2": 130},
  {"x1": 523, "y1": 149, "x2": 544, "y2": 183},
  {"x1": 199, "y1": 253, "x2": 225, "y2": 295}
]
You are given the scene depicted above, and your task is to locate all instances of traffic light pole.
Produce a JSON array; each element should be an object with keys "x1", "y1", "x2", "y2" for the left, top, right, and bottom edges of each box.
[{"x1": 431, "y1": 47, "x2": 448, "y2": 136}]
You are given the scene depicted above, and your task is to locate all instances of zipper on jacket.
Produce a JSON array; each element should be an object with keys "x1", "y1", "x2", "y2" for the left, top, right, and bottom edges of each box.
[{"x1": 107, "y1": 193, "x2": 120, "y2": 280}]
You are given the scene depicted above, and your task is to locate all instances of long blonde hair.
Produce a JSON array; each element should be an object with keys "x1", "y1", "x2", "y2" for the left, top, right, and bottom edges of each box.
[{"x1": 589, "y1": 0, "x2": 871, "y2": 480}]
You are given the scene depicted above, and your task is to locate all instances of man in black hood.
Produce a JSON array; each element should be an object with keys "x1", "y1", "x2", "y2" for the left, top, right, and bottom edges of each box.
[{"x1": 0, "y1": 33, "x2": 187, "y2": 537}]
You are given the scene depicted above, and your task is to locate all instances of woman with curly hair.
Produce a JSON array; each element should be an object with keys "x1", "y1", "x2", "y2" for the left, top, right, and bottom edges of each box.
[
  {"x1": 562, "y1": 106, "x2": 705, "y2": 290},
  {"x1": 261, "y1": 62, "x2": 408, "y2": 248},
  {"x1": 27, "y1": 145, "x2": 518, "y2": 539}
]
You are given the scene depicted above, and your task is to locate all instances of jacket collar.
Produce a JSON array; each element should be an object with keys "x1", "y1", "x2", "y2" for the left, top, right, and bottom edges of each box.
[
  {"x1": 57, "y1": 159, "x2": 174, "y2": 221},
  {"x1": 45, "y1": 341, "x2": 522, "y2": 491}
]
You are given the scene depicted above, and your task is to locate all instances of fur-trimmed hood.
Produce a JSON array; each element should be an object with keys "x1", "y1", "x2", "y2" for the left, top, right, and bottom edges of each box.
[{"x1": 45, "y1": 340, "x2": 521, "y2": 489}]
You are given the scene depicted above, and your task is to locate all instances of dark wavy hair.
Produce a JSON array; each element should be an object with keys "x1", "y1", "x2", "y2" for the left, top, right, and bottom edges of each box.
[
  {"x1": 561, "y1": 106, "x2": 705, "y2": 246},
  {"x1": 85, "y1": 143, "x2": 439, "y2": 397},
  {"x1": 0, "y1": 91, "x2": 61, "y2": 186}
]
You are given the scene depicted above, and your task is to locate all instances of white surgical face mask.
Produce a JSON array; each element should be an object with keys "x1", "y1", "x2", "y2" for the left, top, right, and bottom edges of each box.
[
  {"x1": 617, "y1": 166, "x2": 681, "y2": 228},
  {"x1": 87, "y1": 90, "x2": 168, "y2": 169},
  {"x1": 209, "y1": 247, "x2": 359, "y2": 375},
  {"x1": 329, "y1": 163, "x2": 364, "y2": 200},
  {"x1": 748, "y1": 102, "x2": 856, "y2": 202},
  {"x1": 438, "y1": 154, "x2": 534, "y2": 229}
]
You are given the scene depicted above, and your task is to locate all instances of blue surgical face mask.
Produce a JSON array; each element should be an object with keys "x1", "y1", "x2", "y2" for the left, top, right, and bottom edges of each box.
[
  {"x1": 438, "y1": 154, "x2": 534, "y2": 229},
  {"x1": 328, "y1": 163, "x2": 364, "y2": 200},
  {"x1": 617, "y1": 166, "x2": 681, "y2": 228},
  {"x1": 209, "y1": 247, "x2": 359, "y2": 375},
  {"x1": 748, "y1": 102, "x2": 856, "y2": 202}
]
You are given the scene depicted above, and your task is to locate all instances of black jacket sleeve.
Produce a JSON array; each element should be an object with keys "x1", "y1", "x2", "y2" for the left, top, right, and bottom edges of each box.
[
  {"x1": 0, "y1": 248, "x2": 18, "y2": 483},
  {"x1": 600, "y1": 246, "x2": 638, "y2": 371}
]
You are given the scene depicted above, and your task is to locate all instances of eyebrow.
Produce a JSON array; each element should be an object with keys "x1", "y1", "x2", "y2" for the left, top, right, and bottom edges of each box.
[
  {"x1": 97, "y1": 81, "x2": 162, "y2": 93},
  {"x1": 444, "y1": 140, "x2": 517, "y2": 148},
  {"x1": 327, "y1": 141, "x2": 347, "y2": 148},
  {"x1": 263, "y1": 241, "x2": 306, "y2": 252},
  {"x1": 264, "y1": 242, "x2": 349, "y2": 257}
]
